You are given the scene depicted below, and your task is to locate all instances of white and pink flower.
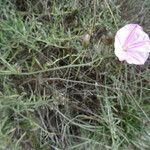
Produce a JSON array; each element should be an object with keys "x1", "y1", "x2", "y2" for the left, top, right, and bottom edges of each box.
[{"x1": 114, "y1": 24, "x2": 150, "y2": 65}]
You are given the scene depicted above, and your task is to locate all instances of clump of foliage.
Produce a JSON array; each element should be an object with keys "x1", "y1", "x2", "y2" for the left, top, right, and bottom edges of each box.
[{"x1": 0, "y1": 0, "x2": 150, "y2": 150}]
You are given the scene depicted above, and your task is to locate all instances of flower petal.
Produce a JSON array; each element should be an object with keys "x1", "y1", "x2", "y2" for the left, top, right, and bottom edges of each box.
[
  {"x1": 114, "y1": 24, "x2": 150, "y2": 65},
  {"x1": 126, "y1": 51, "x2": 149, "y2": 65}
]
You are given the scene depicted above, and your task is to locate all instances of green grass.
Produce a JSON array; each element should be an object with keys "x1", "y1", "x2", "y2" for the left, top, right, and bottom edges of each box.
[{"x1": 0, "y1": 0, "x2": 150, "y2": 150}]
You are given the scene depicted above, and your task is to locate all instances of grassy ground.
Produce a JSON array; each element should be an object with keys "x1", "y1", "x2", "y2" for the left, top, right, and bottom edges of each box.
[{"x1": 0, "y1": 0, "x2": 150, "y2": 150}]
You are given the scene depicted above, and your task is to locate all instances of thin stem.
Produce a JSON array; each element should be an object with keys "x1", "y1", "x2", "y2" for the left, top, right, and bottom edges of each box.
[
  {"x1": 92, "y1": 0, "x2": 96, "y2": 32},
  {"x1": 104, "y1": 0, "x2": 118, "y2": 30}
]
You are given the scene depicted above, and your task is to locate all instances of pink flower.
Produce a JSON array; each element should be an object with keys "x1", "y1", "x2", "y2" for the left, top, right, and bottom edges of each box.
[{"x1": 114, "y1": 24, "x2": 150, "y2": 65}]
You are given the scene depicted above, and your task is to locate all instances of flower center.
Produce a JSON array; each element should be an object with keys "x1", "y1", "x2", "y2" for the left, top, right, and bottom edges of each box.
[{"x1": 122, "y1": 45, "x2": 128, "y2": 51}]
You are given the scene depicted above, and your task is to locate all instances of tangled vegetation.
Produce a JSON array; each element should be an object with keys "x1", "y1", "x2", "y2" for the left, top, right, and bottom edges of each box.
[{"x1": 0, "y1": 0, "x2": 150, "y2": 149}]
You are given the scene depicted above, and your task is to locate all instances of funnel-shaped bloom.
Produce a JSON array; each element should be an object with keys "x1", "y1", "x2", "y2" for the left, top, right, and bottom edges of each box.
[{"x1": 114, "y1": 24, "x2": 150, "y2": 65}]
